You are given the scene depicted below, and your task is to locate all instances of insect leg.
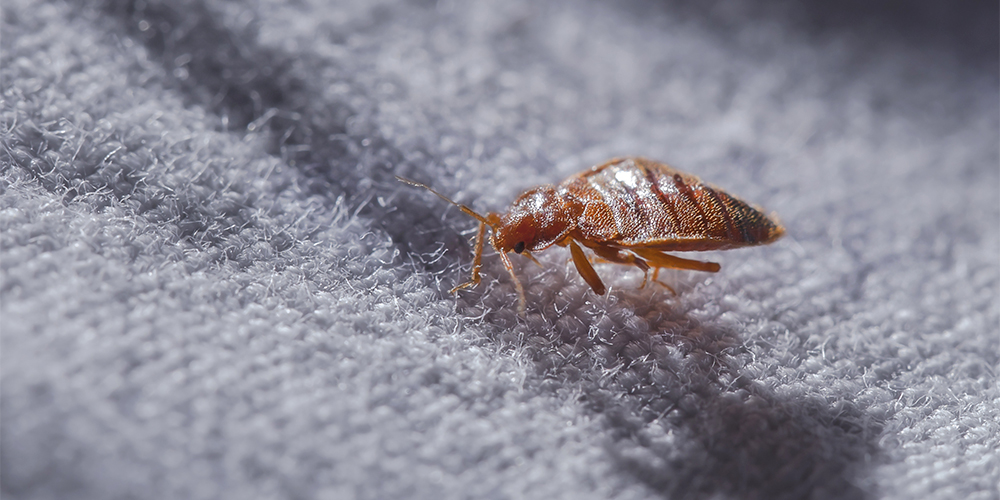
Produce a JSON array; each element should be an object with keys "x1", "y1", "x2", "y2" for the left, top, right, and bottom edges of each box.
[
  {"x1": 583, "y1": 243, "x2": 668, "y2": 292},
  {"x1": 569, "y1": 239, "x2": 607, "y2": 296},
  {"x1": 450, "y1": 221, "x2": 487, "y2": 294},
  {"x1": 631, "y1": 248, "x2": 721, "y2": 273},
  {"x1": 498, "y1": 250, "x2": 528, "y2": 314},
  {"x1": 586, "y1": 243, "x2": 651, "y2": 272},
  {"x1": 639, "y1": 265, "x2": 676, "y2": 295}
]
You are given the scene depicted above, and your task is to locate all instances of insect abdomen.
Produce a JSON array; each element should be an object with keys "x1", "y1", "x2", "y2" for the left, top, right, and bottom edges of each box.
[{"x1": 562, "y1": 157, "x2": 784, "y2": 250}]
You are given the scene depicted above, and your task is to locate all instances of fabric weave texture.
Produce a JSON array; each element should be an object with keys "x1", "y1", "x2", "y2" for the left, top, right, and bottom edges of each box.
[{"x1": 2, "y1": 1, "x2": 997, "y2": 499}]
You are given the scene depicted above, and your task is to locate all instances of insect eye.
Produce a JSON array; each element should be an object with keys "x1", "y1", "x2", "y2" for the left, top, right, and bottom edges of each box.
[{"x1": 513, "y1": 241, "x2": 526, "y2": 254}]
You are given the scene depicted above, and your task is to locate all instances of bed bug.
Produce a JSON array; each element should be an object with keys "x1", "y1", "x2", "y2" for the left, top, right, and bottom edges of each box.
[{"x1": 398, "y1": 157, "x2": 785, "y2": 314}]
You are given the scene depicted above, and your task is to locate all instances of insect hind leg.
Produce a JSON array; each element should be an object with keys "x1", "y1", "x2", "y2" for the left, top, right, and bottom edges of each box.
[
  {"x1": 631, "y1": 248, "x2": 721, "y2": 273},
  {"x1": 581, "y1": 242, "x2": 668, "y2": 291},
  {"x1": 632, "y1": 248, "x2": 720, "y2": 291},
  {"x1": 585, "y1": 242, "x2": 650, "y2": 271},
  {"x1": 577, "y1": 242, "x2": 719, "y2": 295}
]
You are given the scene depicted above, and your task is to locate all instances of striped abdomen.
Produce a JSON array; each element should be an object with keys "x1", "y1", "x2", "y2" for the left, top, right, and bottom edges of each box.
[{"x1": 560, "y1": 157, "x2": 784, "y2": 251}]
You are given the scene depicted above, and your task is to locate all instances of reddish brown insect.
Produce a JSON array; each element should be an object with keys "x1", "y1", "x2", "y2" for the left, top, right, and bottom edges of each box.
[{"x1": 398, "y1": 157, "x2": 785, "y2": 314}]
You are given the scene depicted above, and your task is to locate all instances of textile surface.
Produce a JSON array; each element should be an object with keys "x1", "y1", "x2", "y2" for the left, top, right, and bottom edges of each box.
[{"x1": 2, "y1": 1, "x2": 997, "y2": 499}]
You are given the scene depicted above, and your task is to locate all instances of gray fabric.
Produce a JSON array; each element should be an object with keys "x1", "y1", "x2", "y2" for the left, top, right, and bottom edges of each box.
[{"x1": 2, "y1": 1, "x2": 997, "y2": 499}]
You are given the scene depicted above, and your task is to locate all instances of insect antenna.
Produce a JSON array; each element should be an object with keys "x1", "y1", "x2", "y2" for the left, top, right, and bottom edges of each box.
[{"x1": 395, "y1": 176, "x2": 495, "y2": 227}]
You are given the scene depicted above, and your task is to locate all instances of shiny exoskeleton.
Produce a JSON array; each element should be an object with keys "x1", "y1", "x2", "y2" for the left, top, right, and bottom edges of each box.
[{"x1": 399, "y1": 157, "x2": 785, "y2": 314}]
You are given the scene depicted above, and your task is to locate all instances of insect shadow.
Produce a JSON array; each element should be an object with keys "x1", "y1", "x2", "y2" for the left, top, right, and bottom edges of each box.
[{"x1": 516, "y1": 292, "x2": 883, "y2": 500}]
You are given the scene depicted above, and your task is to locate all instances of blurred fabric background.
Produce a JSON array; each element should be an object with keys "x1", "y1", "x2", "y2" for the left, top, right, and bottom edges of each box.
[{"x1": 2, "y1": 1, "x2": 997, "y2": 499}]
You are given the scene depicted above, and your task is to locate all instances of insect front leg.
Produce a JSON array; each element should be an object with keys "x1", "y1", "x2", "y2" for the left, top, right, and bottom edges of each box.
[
  {"x1": 498, "y1": 251, "x2": 528, "y2": 315},
  {"x1": 449, "y1": 221, "x2": 487, "y2": 294}
]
